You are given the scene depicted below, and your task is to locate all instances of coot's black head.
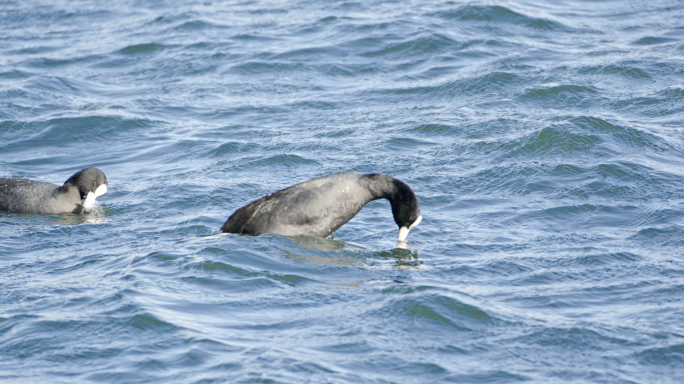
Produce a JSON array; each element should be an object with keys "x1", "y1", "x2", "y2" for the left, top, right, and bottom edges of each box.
[
  {"x1": 64, "y1": 167, "x2": 108, "y2": 200},
  {"x1": 389, "y1": 179, "x2": 422, "y2": 241}
]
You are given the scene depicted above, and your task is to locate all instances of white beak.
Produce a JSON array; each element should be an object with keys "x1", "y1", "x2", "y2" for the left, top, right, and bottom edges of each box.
[
  {"x1": 82, "y1": 184, "x2": 108, "y2": 210},
  {"x1": 397, "y1": 215, "x2": 422, "y2": 242},
  {"x1": 94, "y1": 184, "x2": 108, "y2": 197}
]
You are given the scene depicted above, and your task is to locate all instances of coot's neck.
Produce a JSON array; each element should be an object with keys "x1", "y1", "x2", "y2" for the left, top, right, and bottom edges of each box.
[
  {"x1": 60, "y1": 178, "x2": 84, "y2": 199},
  {"x1": 359, "y1": 173, "x2": 406, "y2": 204}
]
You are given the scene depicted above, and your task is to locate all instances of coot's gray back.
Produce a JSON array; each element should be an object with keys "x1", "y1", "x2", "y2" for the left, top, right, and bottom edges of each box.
[{"x1": 0, "y1": 179, "x2": 81, "y2": 214}]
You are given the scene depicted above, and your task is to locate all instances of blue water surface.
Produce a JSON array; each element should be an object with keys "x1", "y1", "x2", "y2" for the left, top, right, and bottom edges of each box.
[{"x1": 1, "y1": 0, "x2": 684, "y2": 383}]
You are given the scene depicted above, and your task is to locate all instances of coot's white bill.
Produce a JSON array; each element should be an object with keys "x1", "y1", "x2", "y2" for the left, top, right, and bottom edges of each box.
[
  {"x1": 94, "y1": 183, "x2": 107, "y2": 197},
  {"x1": 82, "y1": 184, "x2": 107, "y2": 209},
  {"x1": 397, "y1": 214, "x2": 422, "y2": 242}
]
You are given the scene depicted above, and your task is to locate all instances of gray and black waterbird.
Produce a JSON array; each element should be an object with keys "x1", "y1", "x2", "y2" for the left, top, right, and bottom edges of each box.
[
  {"x1": 0, "y1": 168, "x2": 108, "y2": 214},
  {"x1": 221, "y1": 172, "x2": 422, "y2": 242}
]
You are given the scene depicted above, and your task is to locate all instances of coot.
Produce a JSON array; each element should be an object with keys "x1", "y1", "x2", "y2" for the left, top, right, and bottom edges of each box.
[
  {"x1": 221, "y1": 172, "x2": 421, "y2": 241},
  {"x1": 0, "y1": 167, "x2": 108, "y2": 214}
]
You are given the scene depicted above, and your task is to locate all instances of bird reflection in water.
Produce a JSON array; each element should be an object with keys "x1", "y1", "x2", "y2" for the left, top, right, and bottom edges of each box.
[{"x1": 281, "y1": 236, "x2": 421, "y2": 269}]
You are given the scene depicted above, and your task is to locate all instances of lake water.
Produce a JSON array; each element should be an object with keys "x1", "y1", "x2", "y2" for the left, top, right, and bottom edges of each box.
[{"x1": 1, "y1": 0, "x2": 684, "y2": 383}]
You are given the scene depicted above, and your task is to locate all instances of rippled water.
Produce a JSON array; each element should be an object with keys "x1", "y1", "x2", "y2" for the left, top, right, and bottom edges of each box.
[{"x1": 2, "y1": 0, "x2": 684, "y2": 382}]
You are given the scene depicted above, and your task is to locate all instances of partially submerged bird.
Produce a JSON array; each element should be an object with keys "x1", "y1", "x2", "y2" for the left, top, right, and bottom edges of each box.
[
  {"x1": 221, "y1": 172, "x2": 422, "y2": 242},
  {"x1": 0, "y1": 168, "x2": 108, "y2": 214}
]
